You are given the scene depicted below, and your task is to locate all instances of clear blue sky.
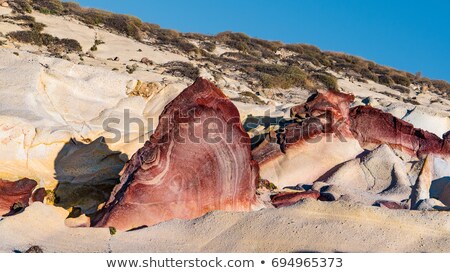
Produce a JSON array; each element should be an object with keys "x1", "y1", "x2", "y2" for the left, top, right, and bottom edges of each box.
[{"x1": 71, "y1": 0, "x2": 449, "y2": 81}]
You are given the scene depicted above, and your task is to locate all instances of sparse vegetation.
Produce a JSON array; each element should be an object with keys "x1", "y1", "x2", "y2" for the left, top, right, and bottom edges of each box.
[
  {"x1": 163, "y1": 61, "x2": 199, "y2": 80},
  {"x1": 10, "y1": 0, "x2": 33, "y2": 13},
  {"x1": 312, "y1": 72, "x2": 339, "y2": 90},
  {"x1": 7, "y1": 0, "x2": 448, "y2": 95},
  {"x1": 8, "y1": 26, "x2": 82, "y2": 53},
  {"x1": 109, "y1": 227, "x2": 117, "y2": 235},
  {"x1": 233, "y1": 91, "x2": 266, "y2": 105},
  {"x1": 32, "y1": 0, "x2": 64, "y2": 15},
  {"x1": 247, "y1": 64, "x2": 312, "y2": 89},
  {"x1": 201, "y1": 41, "x2": 216, "y2": 52}
]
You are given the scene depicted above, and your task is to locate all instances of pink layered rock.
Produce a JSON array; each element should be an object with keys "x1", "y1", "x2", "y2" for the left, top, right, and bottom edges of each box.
[
  {"x1": 290, "y1": 90, "x2": 355, "y2": 134},
  {"x1": 254, "y1": 90, "x2": 357, "y2": 166},
  {"x1": 271, "y1": 191, "x2": 321, "y2": 208},
  {"x1": 0, "y1": 178, "x2": 37, "y2": 216},
  {"x1": 93, "y1": 78, "x2": 259, "y2": 230},
  {"x1": 253, "y1": 90, "x2": 363, "y2": 188},
  {"x1": 349, "y1": 106, "x2": 449, "y2": 156}
]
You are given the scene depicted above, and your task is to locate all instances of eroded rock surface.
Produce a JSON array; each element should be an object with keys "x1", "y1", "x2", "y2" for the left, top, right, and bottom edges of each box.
[
  {"x1": 349, "y1": 106, "x2": 449, "y2": 156},
  {"x1": 253, "y1": 90, "x2": 363, "y2": 188},
  {"x1": 93, "y1": 78, "x2": 259, "y2": 230}
]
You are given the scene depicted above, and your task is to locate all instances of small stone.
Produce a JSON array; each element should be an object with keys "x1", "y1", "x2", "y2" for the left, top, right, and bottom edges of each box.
[
  {"x1": 140, "y1": 57, "x2": 152, "y2": 65},
  {"x1": 31, "y1": 188, "x2": 47, "y2": 203},
  {"x1": 25, "y1": 246, "x2": 43, "y2": 253}
]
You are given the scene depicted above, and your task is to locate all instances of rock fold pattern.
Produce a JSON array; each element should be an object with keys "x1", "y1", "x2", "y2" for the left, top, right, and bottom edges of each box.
[{"x1": 93, "y1": 78, "x2": 258, "y2": 230}]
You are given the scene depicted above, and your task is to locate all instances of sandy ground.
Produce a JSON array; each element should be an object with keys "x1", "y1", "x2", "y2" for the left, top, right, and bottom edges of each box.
[{"x1": 1, "y1": 200, "x2": 449, "y2": 253}]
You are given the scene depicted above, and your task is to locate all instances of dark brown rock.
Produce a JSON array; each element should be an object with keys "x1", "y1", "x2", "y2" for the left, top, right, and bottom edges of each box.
[{"x1": 0, "y1": 178, "x2": 37, "y2": 216}]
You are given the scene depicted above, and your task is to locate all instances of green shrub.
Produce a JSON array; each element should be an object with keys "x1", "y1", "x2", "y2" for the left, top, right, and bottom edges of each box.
[
  {"x1": 378, "y1": 75, "x2": 394, "y2": 86},
  {"x1": 251, "y1": 64, "x2": 310, "y2": 89},
  {"x1": 312, "y1": 72, "x2": 338, "y2": 90},
  {"x1": 390, "y1": 72, "x2": 411, "y2": 87},
  {"x1": 173, "y1": 40, "x2": 200, "y2": 54},
  {"x1": 60, "y1": 38, "x2": 82, "y2": 52},
  {"x1": 360, "y1": 68, "x2": 379, "y2": 83},
  {"x1": 153, "y1": 29, "x2": 180, "y2": 42},
  {"x1": 30, "y1": 22, "x2": 46, "y2": 32}
]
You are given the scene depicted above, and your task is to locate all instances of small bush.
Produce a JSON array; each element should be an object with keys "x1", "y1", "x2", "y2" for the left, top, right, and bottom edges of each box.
[
  {"x1": 173, "y1": 40, "x2": 200, "y2": 54},
  {"x1": 431, "y1": 80, "x2": 450, "y2": 92},
  {"x1": 201, "y1": 41, "x2": 216, "y2": 52},
  {"x1": 153, "y1": 28, "x2": 180, "y2": 42},
  {"x1": 360, "y1": 68, "x2": 378, "y2": 83},
  {"x1": 30, "y1": 22, "x2": 46, "y2": 32},
  {"x1": 378, "y1": 75, "x2": 394, "y2": 86},
  {"x1": 60, "y1": 38, "x2": 82, "y2": 52},
  {"x1": 390, "y1": 72, "x2": 411, "y2": 87},
  {"x1": 250, "y1": 64, "x2": 311, "y2": 89},
  {"x1": 312, "y1": 72, "x2": 338, "y2": 90}
]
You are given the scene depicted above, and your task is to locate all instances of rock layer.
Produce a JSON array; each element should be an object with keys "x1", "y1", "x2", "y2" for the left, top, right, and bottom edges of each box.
[
  {"x1": 93, "y1": 78, "x2": 259, "y2": 230},
  {"x1": 349, "y1": 106, "x2": 449, "y2": 156},
  {"x1": 254, "y1": 90, "x2": 363, "y2": 188}
]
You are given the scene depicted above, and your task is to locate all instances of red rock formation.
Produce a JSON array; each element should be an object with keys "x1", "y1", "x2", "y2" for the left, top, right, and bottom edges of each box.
[
  {"x1": 93, "y1": 78, "x2": 259, "y2": 230},
  {"x1": 349, "y1": 106, "x2": 449, "y2": 156},
  {"x1": 271, "y1": 191, "x2": 320, "y2": 208},
  {"x1": 376, "y1": 200, "x2": 408, "y2": 210},
  {"x1": 254, "y1": 90, "x2": 356, "y2": 166},
  {"x1": 0, "y1": 178, "x2": 37, "y2": 216},
  {"x1": 290, "y1": 90, "x2": 355, "y2": 134}
]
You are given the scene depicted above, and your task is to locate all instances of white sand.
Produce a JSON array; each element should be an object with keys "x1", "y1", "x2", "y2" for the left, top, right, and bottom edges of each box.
[{"x1": 1, "y1": 200, "x2": 449, "y2": 253}]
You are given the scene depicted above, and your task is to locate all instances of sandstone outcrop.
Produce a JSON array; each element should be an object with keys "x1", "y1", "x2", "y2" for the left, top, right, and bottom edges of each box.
[
  {"x1": 349, "y1": 106, "x2": 450, "y2": 156},
  {"x1": 254, "y1": 90, "x2": 363, "y2": 188},
  {"x1": 93, "y1": 78, "x2": 259, "y2": 230}
]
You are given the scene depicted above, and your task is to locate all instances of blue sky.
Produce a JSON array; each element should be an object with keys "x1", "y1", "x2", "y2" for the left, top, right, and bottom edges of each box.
[{"x1": 71, "y1": 0, "x2": 449, "y2": 81}]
